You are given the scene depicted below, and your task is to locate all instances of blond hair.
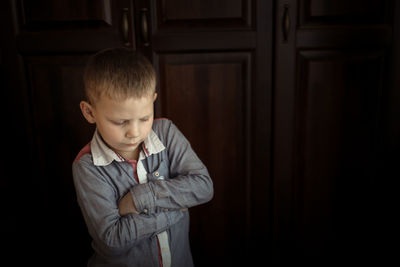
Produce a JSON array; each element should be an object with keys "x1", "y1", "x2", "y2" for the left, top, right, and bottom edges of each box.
[{"x1": 83, "y1": 48, "x2": 156, "y2": 104}]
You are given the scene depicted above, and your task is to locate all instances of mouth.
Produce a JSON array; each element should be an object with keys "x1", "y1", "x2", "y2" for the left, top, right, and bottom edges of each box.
[{"x1": 126, "y1": 142, "x2": 139, "y2": 147}]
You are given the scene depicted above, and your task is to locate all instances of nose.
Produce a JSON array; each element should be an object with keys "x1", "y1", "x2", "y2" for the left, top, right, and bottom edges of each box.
[{"x1": 125, "y1": 122, "x2": 140, "y2": 139}]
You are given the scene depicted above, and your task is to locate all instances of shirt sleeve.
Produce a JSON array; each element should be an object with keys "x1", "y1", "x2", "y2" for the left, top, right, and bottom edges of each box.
[
  {"x1": 131, "y1": 120, "x2": 214, "y2": 213},
  {"x1": 72, "y1": 158, "x2": 184, "y2": 254}
]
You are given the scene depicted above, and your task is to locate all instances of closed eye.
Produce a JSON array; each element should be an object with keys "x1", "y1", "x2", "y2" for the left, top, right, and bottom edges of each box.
[{"x1": 112, "y1": 120, "x2": 129, "y2": 126}]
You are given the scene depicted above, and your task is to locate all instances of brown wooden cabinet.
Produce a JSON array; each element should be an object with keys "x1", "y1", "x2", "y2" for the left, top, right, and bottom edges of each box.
[{"x1": 1, "y1": 0, "x2": 399, "y2": 266}]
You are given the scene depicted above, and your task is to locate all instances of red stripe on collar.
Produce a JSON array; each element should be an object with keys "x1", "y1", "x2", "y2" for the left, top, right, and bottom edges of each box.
[{"x1": 142, "y1": 143, "x2": 150, "y2": 157}]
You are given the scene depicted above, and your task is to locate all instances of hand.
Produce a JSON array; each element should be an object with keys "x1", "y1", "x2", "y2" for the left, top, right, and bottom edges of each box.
[{"x1": 118, "y1": 192, "x2": 139, "y2": 216}]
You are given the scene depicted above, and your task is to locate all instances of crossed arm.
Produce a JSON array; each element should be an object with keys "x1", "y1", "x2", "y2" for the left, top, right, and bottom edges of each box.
[
  {"x1": 118, "y1": 186, "x2": 190, "y2": 216},
  {"x1": 119, "y1": 122, "x2": 213, "y2": 217}
]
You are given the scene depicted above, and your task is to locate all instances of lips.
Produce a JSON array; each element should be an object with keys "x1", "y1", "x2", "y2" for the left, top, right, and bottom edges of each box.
[{"x1": 126, "y1": 143, "x2": 138, "y2": 146}]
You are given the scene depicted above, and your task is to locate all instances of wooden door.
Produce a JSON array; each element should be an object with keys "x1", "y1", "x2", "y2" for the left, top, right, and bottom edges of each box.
[
  {"x1": 2, "y1": 0, "x2": 136, "y2": 266},
  {"x1": 273, "y1": 0, "x2": 396, "y2": 264},
  {"x1": 134, "y1": 0, "x2": 273, "y2": 266}
]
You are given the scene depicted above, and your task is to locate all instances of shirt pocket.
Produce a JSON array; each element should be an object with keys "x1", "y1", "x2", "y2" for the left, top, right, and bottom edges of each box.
[{"x1": 147, "y1": 160, "x2": 170, "y2": 181}]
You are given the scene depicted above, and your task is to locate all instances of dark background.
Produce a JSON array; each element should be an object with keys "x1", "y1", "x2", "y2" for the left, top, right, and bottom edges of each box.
[{"x1": 1, "y1": 0, "x2": 399, "y2": 266}]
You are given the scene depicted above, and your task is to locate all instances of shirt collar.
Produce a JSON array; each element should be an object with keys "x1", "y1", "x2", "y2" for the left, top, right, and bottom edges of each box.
[{"x1": 91, "y1": 128, "x2": 165, "y2": 166}]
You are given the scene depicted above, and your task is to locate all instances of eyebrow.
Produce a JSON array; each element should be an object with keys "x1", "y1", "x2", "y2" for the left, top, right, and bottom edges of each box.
[{"x1": 140, "y1": 114, "x2": 152, "y2": 119}]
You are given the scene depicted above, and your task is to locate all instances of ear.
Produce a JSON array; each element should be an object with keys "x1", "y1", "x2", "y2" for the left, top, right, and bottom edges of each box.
[
  {"x1": 153, "y1": 92, "x2": 158, "y2": 102},
  {"x1": 80, "y1": 101, "x2": 96, "y2": 124}
]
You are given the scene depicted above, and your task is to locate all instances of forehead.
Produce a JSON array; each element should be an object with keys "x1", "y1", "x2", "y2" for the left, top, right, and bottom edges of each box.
[{"x1": 96, "y1": 94, "x2": 154, "y2": 118}]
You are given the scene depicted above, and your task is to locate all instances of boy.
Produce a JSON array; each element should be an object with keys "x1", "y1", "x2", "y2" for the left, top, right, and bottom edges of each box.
[{"x1": 72, "y1": 48, "x2": 213, "y2": 267}]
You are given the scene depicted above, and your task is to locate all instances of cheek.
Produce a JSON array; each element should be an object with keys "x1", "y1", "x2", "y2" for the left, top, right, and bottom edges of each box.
[
  {"x1": 99, "y1": 124, "x2": 122, "y2": 141},
  {"x1": 144, "y1": 121, "x2": 154, "y2": 136}
]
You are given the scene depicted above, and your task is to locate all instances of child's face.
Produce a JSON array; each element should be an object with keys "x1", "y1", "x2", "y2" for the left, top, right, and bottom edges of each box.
[{"x1": 81, "y1": 93, "x2": 157, "y2": 160}]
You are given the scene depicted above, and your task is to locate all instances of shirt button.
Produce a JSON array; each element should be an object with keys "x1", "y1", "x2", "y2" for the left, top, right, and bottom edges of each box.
[
  {"x1": 154, "y1": 171, "x2": 160, "y2": 177},
  {"x1": 143, "y1": 208, "x2": 148, "y2": 214}
]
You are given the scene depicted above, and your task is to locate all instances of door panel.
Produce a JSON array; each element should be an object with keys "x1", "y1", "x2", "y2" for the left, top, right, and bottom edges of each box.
[
  {"x1": 25, "y1": 55, "x2": 94, "y2": 265},
  {"x1": 294, "y1": 49, "x2": 384, "y2": 258},
  {"x1": 17, "y1": 0, "x2": 135, "y2": 52},
  {"x1": 21, "y1": 0, "x2": 112, "y2": 25},
  {"x1": 300, "y1": 0, "x2": 389, "y2": 25},
  {"x1": 157, "y1": 53, "x2": 251, "y2": 266},
  {"x1": 154, "y1": 0, "x2": 253, "y2": 29},
  {"x1": 138, "y1": 0, "x2": 256, "y2": 53}
]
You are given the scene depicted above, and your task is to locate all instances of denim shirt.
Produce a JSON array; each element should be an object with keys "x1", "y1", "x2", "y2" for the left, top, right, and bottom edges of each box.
[{"x1": 72, "y1": 119, "x2": 213, "y2": 267}]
